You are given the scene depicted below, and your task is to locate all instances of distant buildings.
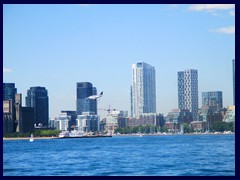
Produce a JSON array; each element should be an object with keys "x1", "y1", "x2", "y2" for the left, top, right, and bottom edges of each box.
[
  {"x1": 26, "y1": 86, "x2": 49, "y2": 127},
  {"x1": 3, "y1": 92, "x2": 34, "y2": 134},
  {"x1": 76, "y1": 112, "x2": 99, "y2": 133},
  {"x1": 52, "y1": 113, "x2": 71, "y2": 131},
  {"x1": 202, "y1": 91, "x2": 223, "y2": 112},
  {"x1": 131, "y1": 62, "x2": 156, "y2": 118},
  {"x1": 232, "y1": 59, "x2": 235, "y2": 105},
  {"x1": 61, "y1": 110, "x2": 77, "y2": 129},
  {"x1": 223, "y1": 106, "x2": 235, "y2": 123},
  {"x1": 76, "y1": 82, "x2": 97, "y2": 115},
  {"x1": 178, "y1": 69, "x2": 198, "y2": 121}
]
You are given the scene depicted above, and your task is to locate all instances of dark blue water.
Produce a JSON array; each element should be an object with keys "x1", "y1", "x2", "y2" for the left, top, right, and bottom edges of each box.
[{"x1": 3, "y1": 134, "x2": 235, "y2": 176}]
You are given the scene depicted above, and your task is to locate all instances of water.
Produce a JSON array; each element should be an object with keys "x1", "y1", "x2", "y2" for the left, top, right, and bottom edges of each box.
[{"x1": 3, "y1": 134, "x2": 235, "y2": 176}]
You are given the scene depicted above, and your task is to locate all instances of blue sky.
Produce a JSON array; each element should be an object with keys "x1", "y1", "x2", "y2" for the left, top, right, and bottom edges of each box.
[{"x1": 3, "y1": 4, "x2": 235, "y2": 119}]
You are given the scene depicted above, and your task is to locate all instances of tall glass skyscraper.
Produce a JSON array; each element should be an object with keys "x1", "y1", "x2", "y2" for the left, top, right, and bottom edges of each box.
[
  {"x1": 232, "y1": 59, "x2": 235, "y2": 105},
  {"x1": 26, "y1": 87, "x2": 49, "y2": 127},
  {"x1": 76, "y1": 82, "x2": 97, "y2": 115},
  {"x1": 202, "y1": 91, "x2": 223, "y2": 112},
  {"x1": 131, "y1": 62, "x2": 156, "y2": 118},
  {"x1": 178, "y1": 69, "x2": 198, "y2": 121},
  {"x1": 3, "y1": 83, "x2": 17, "y2": 102}
]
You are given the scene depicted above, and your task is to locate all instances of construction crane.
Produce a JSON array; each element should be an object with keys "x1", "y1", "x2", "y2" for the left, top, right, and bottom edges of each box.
[{"x1": 98, "y1": 105, "x2": 119, "y2": 115}]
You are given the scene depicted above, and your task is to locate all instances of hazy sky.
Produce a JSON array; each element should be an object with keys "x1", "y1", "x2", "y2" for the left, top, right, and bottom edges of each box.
[{"x1": 3, "y1": 4, "x2": 235, "y2": 119}]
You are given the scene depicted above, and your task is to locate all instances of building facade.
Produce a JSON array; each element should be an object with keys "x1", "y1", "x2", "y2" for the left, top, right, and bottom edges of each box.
[
  {"x1": 131, "y1": 62, "x2": 156, "y2": 118},
  {"x1": 178, "y1": 69, "x2": 198, "y2": 121},
  {"x1": 202, "y1": 91, "x2": 223, "y2": 112},
  {"x1": 3, "y1": 83, "x2": 17, "y2": 102},
  {"x1": 26, "y1": 86, "x2": 49, "y2": 127},
  {"x1": 76, "y1": 112, "x2": 99, "y2": 133},
  {"x1": 76, "y1": 82, "x2": 97, "y2": 115}
]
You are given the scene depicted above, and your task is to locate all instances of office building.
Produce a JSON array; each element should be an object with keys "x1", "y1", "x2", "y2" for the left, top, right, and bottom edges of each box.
[
  {"x1": 131, "y1": 62, "x2": 156, "y2": 118},
  {"x1": 61, "y1": 110, "x2": 77, "y2": 128},
  {"x1": 76, "y1": 112, "x2": 99, "y2": 132},
  {"x1": 202, "y1": 91, "x2": 222, "y2": 112},
  {"x1": 26, "y1": 86, "x2": 49, "y2": 127},
  {"x1": 3, "y1": 83, "x2": 17, "y2": 102},
  {"x1": 76, "y1": 82, "x2": 97, "y2": 115},
  {"x1": 178, "y1": 69, "x2": 198, "y2": 121}
]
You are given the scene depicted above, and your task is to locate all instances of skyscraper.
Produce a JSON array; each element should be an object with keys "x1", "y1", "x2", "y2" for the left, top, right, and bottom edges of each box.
[
  {"x1": 76, "y1": 82, "x2": 97, "y2": 115},
  {"x1": 3, "y1": 83, "x2": 17, "y2": 102},
  {"x1": 132, "y1": 62, "x2": 156, "y2": 118},
  {"x1": 26, "y1": 86, "x2": 49, "y2": 127},
  {"x1": 202, "y1": 91, "x2": 223, "y2": 112},
  {"x1": 178, "y1": 69, "x2": 198, "y2": 121},
  {"x1": 232, "y1": 59, "x2": 235, "y2": 105}
]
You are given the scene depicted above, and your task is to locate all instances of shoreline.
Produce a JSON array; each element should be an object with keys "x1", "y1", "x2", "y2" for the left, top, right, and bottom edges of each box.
[
  {"x1": 3, "y1": 132, "x2": 234, "y2": 141},
  {"x1": 3, "y1": 136, "x2": 61, "y2": 141}
]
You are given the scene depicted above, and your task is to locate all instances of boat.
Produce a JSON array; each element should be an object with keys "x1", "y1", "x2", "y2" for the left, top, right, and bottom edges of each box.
[
  {"x1": 59, "y1": 130, "x2": 84, "y2": 138},
  {"x1": 29, "y1": 133, "x2": 34, "y2": 142}
]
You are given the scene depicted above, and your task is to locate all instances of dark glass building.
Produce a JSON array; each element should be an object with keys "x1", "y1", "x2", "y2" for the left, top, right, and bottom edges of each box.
[
  {"x1": 26, "y1": 86, "x2": 49, "y2": 127},
  {"x1": 76, "y1": 82, "x2": 97, "y2": 115},
  {"x1": 3, "y1": 83, "x2": 17, "y2": 102}
]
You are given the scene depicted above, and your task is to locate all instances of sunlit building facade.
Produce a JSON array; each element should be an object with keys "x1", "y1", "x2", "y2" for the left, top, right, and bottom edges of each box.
[
  {"x1": 131, "y1": 62, "x2": 156, "y2": 118},
  {"x1": 178, "y1": 69, "x2": 198, "y2": 121}
]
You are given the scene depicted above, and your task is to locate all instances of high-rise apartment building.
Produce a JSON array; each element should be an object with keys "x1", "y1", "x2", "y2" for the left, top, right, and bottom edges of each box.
[
  {"x1": 202, "y1": 91, "x2": 222, "y2": 112},
  {"x1": 232, "y1": 59, "x2": 235, "y2": 105},
  {"x1": 26, "y1": 86, "x2": 49, "y2": 127},
  {"x1": 178, "y1": 69, "x2": 198, "y2": 121},
  {"x1": 76, "y1": 82, "x2": 97, "y2": 115},
  {"x1": 131, "y1": 62, "x2": 156, "y2": 118}
]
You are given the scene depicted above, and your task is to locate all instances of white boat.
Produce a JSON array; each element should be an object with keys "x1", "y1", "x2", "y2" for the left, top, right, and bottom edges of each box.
[
  {"x1": 29, "y1": 133, "x2": 34, "y2": 142},
  {"x1": 59, "y1": 130, "x2": 84, "y2": 138}
]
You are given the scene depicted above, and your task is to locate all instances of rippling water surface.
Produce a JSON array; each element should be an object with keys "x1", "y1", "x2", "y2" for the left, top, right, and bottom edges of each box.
[{"x1": 3, "y1": 134, "x2": 235, "y2": 176}]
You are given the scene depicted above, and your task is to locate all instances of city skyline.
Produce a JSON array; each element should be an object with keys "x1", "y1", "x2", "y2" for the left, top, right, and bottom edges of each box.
[{"x1": 3, "y1": 4, "x2": 235, "y2": 118}]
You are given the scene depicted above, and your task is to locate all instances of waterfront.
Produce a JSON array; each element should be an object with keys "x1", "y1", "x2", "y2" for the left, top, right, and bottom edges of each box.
[{"x1": 3, "y1": 134, "x2": 235, "y2": 176}]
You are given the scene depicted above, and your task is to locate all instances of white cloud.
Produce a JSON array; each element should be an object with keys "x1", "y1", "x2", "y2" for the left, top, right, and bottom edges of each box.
[
  {"x1": 188, "y1": 4, "x2": 235, "y2": 11},
  {"x1": 3, "y1": 67, "x2": 13, "y2": 73},
  {"x1": 210, "y1": 26, "x2": 235, "y2": 34},
  {"x1": 229, "y1": 10, "x2": 235, "y2": 16}
]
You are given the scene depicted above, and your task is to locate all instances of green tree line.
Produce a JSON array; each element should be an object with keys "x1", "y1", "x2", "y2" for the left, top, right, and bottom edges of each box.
[{"x1": 3, "y1": 129, "x2": 61, "y2": 138}]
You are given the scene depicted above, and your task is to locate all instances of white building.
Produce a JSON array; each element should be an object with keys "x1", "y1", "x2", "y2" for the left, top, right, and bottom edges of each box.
[
  {"x1": 178, "y1": 69, "x2": 198, "y2": 121},
  {"x1": 223, "y1": 106, "x2": 235, "y2": 123},
  {"x1": 53, "y1": 113, "x2": 70, "y2": 131},
  {"x1": 76, "y1": 112, "x2": 99, "y2": 132},
  {"x1": 131, "y1": 62, "x2": 156, "y2": 118}
]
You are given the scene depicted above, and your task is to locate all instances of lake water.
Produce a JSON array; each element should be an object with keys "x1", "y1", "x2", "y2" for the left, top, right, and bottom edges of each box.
[{"x1": 3, "y1": 134, "x2": 235, "y2": 176}]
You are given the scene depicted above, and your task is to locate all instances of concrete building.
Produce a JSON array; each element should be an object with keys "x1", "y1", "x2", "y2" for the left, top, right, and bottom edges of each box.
[
  {"x1": 3, "y1": 99, "x2": 15, "y2": 134},
  {"x1": 76, "y1": 112, "x2": 99, "y2": 133},
  {"x1": 131, "y1": 62, "x2": 156, "y2": 118},
  {"x1": 3, "y1": 93, "x2": 34, "y2": 134},
  {"x1": 178, "y1": 69, "x2": 198, "y2": 121},
  {"x1": 26, "y1": 86, "x2": 49, "y2": 127},
  {"x1": 53, "y1": 113, "x2": 71, "y2": 131},
  {"x1": 76, "y1": 82, "x2": 97, "y2": 115},
  {"x1": 223, "y1": 106, "x2": 235, "y2": 123}
]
